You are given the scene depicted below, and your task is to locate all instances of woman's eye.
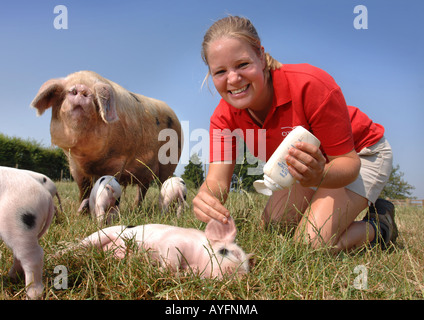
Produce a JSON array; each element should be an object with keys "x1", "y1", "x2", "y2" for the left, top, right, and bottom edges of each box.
[
  {"x1": 238, "y1": 62, "x2": 249, "y2": 68},
  {"x1": 213, "y1": 70, "x2": 225, "y2": 76}
]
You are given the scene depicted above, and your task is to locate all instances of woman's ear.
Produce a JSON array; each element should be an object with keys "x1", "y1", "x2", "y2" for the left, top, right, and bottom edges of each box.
[{"x1": 260, "y1": 46, "x2": 267, "y2": 70}]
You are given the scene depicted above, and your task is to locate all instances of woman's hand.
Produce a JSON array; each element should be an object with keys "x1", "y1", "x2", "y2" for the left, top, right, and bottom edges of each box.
[
  {"x1": 193, "y1": 188, "x2": 230, "y2": 224},
  {"x1": 286, "y1": 142, "x2": 360, "y2": 188},
  {"x1": 285, "y1": 141, "x2": 327, "y2": 187},
  {"x1": 192, "y1": 162, "x2": 235, "y2": 224}
]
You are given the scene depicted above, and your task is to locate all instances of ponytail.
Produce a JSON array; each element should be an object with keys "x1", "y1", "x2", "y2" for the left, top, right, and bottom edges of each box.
[{"x1": 264, "y1": 52, "x2": 282, "y2": 71}]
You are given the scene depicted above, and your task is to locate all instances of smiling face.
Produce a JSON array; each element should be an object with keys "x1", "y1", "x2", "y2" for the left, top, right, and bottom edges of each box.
[{"x1": 207, "y1": 37, "x2": 272, "y2": 116}]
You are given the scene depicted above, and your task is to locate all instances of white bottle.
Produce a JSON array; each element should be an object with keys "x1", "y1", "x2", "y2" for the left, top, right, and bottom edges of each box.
[{"x1": 253, "y1": 126, "x2": 321, "y2": 196}]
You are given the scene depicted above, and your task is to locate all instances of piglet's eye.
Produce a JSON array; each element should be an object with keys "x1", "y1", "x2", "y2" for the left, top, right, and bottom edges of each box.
[{"x1": 218, "y1": 248, "x2": 229, "y2": 256}]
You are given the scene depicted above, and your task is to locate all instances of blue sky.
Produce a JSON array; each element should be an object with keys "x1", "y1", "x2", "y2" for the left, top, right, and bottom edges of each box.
[{"x1": 0, "y1": 0, "x2": 423, "y2": 199}]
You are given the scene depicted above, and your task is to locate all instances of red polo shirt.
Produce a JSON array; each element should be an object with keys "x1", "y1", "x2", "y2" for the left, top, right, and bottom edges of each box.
[{"x1": 209, "y1": 63, "x2": 384, "y2": 163}]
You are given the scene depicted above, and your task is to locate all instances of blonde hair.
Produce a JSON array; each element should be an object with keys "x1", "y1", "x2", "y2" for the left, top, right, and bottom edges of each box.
[{"x1": 201, "y1": 16, "x2": 282, "y2": 86}]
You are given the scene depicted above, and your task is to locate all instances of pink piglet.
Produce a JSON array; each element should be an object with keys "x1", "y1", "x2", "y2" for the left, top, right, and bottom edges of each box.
[
  {"x1": 0, "y1": 166, "x2": 55, "y2": 299},
  {"x1": 80, "y1": 217, "x2": 253, "y2": 278}
]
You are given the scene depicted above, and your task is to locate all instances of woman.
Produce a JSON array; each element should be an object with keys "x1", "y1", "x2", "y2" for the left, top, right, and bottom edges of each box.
[{"x1": 193, "y1": 16, "x2": 397, "y2": 252}]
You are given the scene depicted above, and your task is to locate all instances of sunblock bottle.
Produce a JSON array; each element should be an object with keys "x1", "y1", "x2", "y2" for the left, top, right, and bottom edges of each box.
[{"x1": 253, "y1": 126, "x2": 321, "y2": 196}]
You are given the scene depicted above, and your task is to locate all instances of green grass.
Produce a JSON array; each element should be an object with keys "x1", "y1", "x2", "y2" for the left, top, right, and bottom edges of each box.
[{"x1": 1, "y1": 181, "x2": 423, "y2": 300}]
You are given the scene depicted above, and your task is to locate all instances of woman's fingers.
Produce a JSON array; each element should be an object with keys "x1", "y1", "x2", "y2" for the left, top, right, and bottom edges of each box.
[
  {"x1": 286, "y1": 142, "x2": 326, "y2": 187},
  {"x1": 193, "y1": 190, "x2": 230, "y2": 224}
]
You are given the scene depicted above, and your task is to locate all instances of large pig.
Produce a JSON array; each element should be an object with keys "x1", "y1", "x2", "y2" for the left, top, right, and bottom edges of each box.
[
  {"x1": 31, "y1": 71, "x2": 182, "y2": 205},
  {"x1": 78, "y1": 175, "x2": 122, "y2": 226},
  {"x1": 159, "y1": 177, "x2": 188, "y2": 217},
  {"x1": 0, "y1": 167, "x2": 55, "y2": 300},
  {"x1": 79, "y1": 217, "x2": 253, "y2": 278}
]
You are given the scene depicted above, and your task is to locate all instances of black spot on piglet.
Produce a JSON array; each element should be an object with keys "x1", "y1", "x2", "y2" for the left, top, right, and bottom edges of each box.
[
  {"x1": 22, "y1": 212, "x2": 36, "y2": 229},
  {"x1": 167, "y1": 116, "x2": 173, "y2": 128}
]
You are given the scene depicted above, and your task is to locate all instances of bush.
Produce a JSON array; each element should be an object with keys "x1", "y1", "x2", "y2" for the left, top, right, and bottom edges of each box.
[{"x1": 0, "y1": 133, "x2": 70, "y2": 180}]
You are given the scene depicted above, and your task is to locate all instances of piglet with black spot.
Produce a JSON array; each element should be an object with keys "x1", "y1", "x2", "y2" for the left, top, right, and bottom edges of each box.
[
  {"x1": 0, "y1": 166, "x2": 55, "y2": 300},
  {"x1": 5, "y1": 167, "x2": 63, "y2": 220}
]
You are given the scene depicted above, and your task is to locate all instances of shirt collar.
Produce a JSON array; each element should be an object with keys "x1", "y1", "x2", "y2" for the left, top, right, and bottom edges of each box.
[
  {"x1": 246, "y1": 68, "x2": 292, "y2": 127},
  {"x1": 271, "y1": 67, "x2": 292, "y2": 108}
]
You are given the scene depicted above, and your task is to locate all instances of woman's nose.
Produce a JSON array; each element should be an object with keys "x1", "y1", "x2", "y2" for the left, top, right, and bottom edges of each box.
[{"x1": 227, "y1": 70, "x2": 241, "y2": 85}]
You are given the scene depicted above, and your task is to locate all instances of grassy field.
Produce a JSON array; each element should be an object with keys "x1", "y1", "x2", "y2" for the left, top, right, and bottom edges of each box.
[{"x1": 1, "y1": 181, "x2": 423, "y2": 300}]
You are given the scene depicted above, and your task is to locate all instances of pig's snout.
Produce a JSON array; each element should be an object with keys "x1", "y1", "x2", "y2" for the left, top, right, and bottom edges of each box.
[{"x1": 67, "y1": 84, "x2": 93, "y2": 109}]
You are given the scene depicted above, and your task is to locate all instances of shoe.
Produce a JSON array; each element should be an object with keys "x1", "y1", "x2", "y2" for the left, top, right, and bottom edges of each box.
[{"x1": 364, "y1": 199, "x2": 398, "y2": 248}]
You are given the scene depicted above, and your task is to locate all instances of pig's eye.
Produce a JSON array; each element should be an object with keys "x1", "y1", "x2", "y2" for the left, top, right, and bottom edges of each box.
[{"x1": 218, "y1": 248, "x2": 229, "y2": 256}]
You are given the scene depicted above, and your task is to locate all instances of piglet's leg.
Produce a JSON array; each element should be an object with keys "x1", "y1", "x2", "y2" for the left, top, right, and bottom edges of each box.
[
  {"x1": 106, "y1": 206, "x2": 119, "y2": 225},
  {"x1": 8, "y1": 256, "x2": 24, "y2": 282},
  {"x1": 95, "y1": 207, "x2": 107, "y2": 227},
  {"x1": 16, "y1": 243, "x2": 44, "y2": 300}
]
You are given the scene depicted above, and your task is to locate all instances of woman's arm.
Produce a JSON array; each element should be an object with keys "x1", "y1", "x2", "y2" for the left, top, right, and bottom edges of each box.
[
  {"x1": 192, "y1": 161, "x2": 235, "y2": 223},
  {"x1": 286, "y1": 141, "x2": 360, "y2": 189}
]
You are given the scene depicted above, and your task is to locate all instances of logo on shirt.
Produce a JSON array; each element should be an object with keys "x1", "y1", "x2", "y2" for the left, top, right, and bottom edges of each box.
[
  {"x1": 281, "y1": 126, "x2": 295, "y2": 137},
  {"x1": 281, "y1": 126, "x2": 305, "y2": 137}
]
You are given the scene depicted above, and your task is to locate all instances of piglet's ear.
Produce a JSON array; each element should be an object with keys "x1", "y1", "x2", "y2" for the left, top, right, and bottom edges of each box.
[
  {"x1": 94, "y1": 82, "x2": 119, "y2": 123},
  {"x1": 205, "y1": 217, "x2": 237, "y2": 244},
  {"x1": 31, "y1": 79, "x2": 65, "y2": 116}
]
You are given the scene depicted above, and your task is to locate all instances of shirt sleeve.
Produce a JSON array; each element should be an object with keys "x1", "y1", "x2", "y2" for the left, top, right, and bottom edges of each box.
[{"x1": 305, "y1": 86, "x2": 355, "y2": 157}]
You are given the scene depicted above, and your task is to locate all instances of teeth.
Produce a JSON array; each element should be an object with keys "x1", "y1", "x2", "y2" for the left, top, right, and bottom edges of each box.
[{"x1": 231, "y1": 85, "x2": 248, "y2": 94}]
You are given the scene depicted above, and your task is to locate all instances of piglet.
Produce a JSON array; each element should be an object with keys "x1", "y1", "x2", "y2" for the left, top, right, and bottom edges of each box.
[
  {"x1": 159, "y1": 177, "x2": 188, "y2": 217},
  {"x1": 78, "y1": 176, "x2": 122, "y2": 226},
  {"x1": 5, "y1": 167, "x2": 63, "y2": 220},
  {"x1": 80, "y1": 217, "x2": 253, "y2": 278},
  {"x1": 0, "y1": 166, "x2": 55, "y2": 300}
]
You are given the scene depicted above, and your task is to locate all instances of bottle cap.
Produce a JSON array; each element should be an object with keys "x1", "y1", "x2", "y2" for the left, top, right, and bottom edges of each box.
[{"x1": 253, "y1": 175, "x2": 282, "y2": 196}]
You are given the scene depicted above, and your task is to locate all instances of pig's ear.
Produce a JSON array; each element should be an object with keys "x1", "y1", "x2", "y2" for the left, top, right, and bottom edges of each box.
[
  {"x1": 94, "y1": 83, "x2": 119, "y2": 123},
  {"x1": 31, "y1": 79, "x2": 65, "y2": 116},
  {"x1": 205, "y1": 217, "x2": 237, "y2": 244}
]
